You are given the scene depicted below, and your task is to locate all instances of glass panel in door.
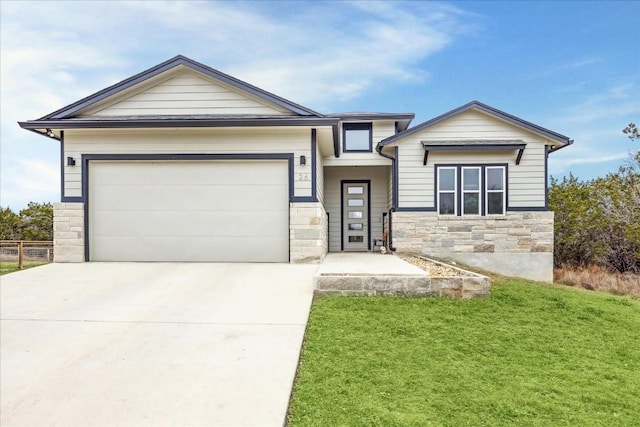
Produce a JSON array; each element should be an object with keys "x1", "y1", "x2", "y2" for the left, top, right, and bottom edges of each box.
[{"x1": 343, "y1": 182, "x2": 369, "y2": 251}]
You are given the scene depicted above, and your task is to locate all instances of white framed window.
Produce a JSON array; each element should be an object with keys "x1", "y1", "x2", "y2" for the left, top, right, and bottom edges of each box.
[
  {"x1": 437, "y1": 167, "x2": 457, "y2": 215},
  {"x1": 462, "y1": 167, "x2": 481, "y2": 215},
  {"x1": 485, "y1": 166, "x2": 506, "y2": 215}
]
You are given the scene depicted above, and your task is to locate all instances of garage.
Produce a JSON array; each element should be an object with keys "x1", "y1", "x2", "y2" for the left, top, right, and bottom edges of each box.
[{"x1": 88, "y1": 160, "x2": 289, "y2": 262}]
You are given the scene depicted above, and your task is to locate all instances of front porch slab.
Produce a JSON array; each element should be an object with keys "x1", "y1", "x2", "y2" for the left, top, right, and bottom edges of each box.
[{"x1": 314, "y1": 253, "x2": 490, "y2": 298}]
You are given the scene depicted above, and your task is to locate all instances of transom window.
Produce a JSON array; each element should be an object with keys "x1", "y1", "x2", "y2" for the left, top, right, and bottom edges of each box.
[
  {"x1": 343, "y1": 123, "x2": 372, "y2": 152},
  {"x1": 437, "y1": 165, "x2": 506, "y2": 216}
]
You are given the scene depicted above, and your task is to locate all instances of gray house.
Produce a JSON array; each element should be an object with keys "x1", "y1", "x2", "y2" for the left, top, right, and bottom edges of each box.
[{"x1": 20, "y1": 55, "x2": 571, "y2": 281}]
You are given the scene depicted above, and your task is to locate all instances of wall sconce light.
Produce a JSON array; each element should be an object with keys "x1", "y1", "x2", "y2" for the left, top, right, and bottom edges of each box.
[
  {"x1": 46, "y1": 128, "x2": 55, "y2": 138},
  {"x1": 300, "y1": 155, "x2": 306, "y2": 165},
  {"x1": 67, "y1": 157, "x2": 76, "y2": 166}
]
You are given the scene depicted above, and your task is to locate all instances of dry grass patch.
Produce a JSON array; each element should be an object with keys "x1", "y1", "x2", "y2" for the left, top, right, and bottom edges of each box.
[{"x1": 555, "y1": 265, "x2": 640, "y2": 298}]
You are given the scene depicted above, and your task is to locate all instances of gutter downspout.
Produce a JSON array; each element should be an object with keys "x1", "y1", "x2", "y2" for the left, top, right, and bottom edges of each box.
[{"x1": 376, "y1": 142, "x2": 397, "y2": 251}]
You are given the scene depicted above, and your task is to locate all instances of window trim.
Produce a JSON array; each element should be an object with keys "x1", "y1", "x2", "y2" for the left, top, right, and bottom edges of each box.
[
  {"x1": 461, "y1": 166, "x2": 481, "y2": 216},
  {"x1": 437, "y1": 166, "x2": 457, "y2": 216},
  {"x1": 435, "y1": 164, "x2": 508, "y2": 216},
  {"x1": 485, "y1": 166, "x2": 506, "y2": 215},
  {"x1": 342, "y1": 122, "x2": 373, "y2": 153}
]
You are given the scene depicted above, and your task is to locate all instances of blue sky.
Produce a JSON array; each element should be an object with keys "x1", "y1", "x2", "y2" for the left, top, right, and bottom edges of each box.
[{"x1": 1, "y1": 0, "x2": 638, "y2": 210}]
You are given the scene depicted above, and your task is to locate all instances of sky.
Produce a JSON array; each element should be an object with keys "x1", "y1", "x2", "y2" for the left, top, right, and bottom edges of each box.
[{"x1": 1, "y1": 0, "x2": 638, "y2": 210}]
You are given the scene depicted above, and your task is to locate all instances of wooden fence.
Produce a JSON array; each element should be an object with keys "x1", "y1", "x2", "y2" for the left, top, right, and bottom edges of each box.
[{"x1": 0, "y1": 241, "x2": 54, "y2": 269}]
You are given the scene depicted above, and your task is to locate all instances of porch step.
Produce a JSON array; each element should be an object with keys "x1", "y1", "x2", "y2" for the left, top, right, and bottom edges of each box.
[{"x1": 314, "y1": 253, "x2": 490, "y2": 298}]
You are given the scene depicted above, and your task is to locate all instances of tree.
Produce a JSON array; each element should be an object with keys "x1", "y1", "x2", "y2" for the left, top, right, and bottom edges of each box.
[
  {"x1": 623, "y1": 123, "x2": 639, "y2": 141},
  {"x1": 550, "y1": 124, "x2": 640, "y2": 272},
  {"x1": 19, "y1": 202, "x2": 53, "y2": 241},
  {"x1": 0, "y1": 207, "x2": 22, "y2": 240}
]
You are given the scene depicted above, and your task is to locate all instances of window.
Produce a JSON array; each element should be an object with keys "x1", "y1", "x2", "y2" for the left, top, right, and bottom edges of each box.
[
  {"x1": 437, "y1": 165, "x2": 506, "y2": 216},
  {"x1": 462, "y1": 167, "x2": 480, "y2": 215},
  {"x1": 486, "y1": 167, "x2": 505, "y2": 215},
  {"x1": 343, "y1": 123, "x2": 372, "y2": 152},
  {"x1": 437, "y1": 167, "x2": 456, "y2": 215}
]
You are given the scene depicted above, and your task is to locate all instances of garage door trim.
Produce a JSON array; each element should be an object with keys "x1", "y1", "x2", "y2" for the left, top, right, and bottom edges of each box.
[{"x1": 81, "y1": 153, "x2": 301, "y2": 261}]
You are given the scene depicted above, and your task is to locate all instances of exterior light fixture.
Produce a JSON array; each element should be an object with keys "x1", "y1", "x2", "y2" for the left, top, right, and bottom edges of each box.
[
  {"x1": 46, "y1": 129, "x2": 55, "y2": 138},
  {"x1": 300, "y1": 155, "x2": 306, "y2": 165},
  {"x1": 67, "y1": 157, "x2": 76, "y2": 166}
]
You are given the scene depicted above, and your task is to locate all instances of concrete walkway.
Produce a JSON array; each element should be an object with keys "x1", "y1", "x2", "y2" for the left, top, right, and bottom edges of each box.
[
  {"x1": 0, "y1": 262, "x2": 317, "y2": 427},
  {"x1": 316, "y1": 252, "x2": 428, "y2": 275}
]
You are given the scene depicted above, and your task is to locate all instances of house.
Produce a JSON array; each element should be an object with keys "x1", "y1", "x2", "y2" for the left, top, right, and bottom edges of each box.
[{"x1": 19, "y1": 55, "x2": 572, "y2": 281}]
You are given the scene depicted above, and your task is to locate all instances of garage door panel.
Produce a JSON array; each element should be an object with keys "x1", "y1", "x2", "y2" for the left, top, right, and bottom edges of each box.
[
  {"x1": 91, "y1": 184, "x2": 288, "y2": 212},
  {"x1": 89, "y1": 160, "x2": 289, "y2": 262},
  {"x1": 92, "y1": 211, "x2": 289, "y2": 238},
  {"x1": 93, "y1": 236, "x2": 288, "y2": 262},
  {"x1": 93, "y1": 161, "x2": 287, "y2": 186}
]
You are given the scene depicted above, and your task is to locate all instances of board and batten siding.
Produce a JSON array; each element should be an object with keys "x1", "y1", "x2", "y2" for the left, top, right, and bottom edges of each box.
[
  {"x1": 324, "y1": 166, "x2": 389, "y2": 252},
  {"x1": 393, "y1": 109, "x2": 550, "y2": 209},
  {"x1": 323, "y1": 121, "x2": 395, "y2": 167},
  {"x1": 63, "y1": 128, "x2": 314, "y2": 199},
  {"x1": 82, "y1": 69, "x2": 291, "y2": 117}
]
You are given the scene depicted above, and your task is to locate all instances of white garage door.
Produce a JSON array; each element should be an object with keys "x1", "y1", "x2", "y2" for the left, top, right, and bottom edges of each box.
[{"x1": 89, "y1": 160, "x2": 289, "y2": 262}]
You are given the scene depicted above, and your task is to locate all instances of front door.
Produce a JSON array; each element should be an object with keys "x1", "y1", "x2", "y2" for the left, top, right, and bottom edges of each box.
[{"x1": 342, "y1": 181, "x2": 370, "y2": 251}]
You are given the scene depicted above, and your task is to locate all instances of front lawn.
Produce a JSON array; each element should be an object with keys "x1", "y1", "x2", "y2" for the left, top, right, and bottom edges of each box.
[
  {"x1": 0, "y1": 261, "x2": 47, "y2": 275},
  {"x1": 288, "y1": 279, "x2": 640, "y2": 426}
]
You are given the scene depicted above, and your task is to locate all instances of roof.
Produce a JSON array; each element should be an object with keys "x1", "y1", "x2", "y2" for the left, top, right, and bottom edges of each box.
[
  {"x1": 19, "y1": 115, "x2": 339, "y2": 130},
  {"x1": 327, "y1": 112, "x2": 414, "y2": 131},
  {"x1": 35, "y1": 55, "x2": 323, "y2": 120},
  {"x1": 378, "y1": 101, "x2": 573, "y2": 150}
]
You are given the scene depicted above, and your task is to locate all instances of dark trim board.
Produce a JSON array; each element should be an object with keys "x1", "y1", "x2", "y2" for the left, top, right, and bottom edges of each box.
[
  {"x1": 433, "y1": 163, "x2": 509, "y2": 216},
  {"x1": 393, "y1": 146, "x2": 399, "y2": 209},
  {"x1": 80, "y1": 152, "x2": 316, "y2": 261},
  {"x1": 342, "y1": 122, "x2": 373, "y2": 153},
  {"x1": 544, "y1": 145, "x2": 550, "y2": 209},
  {"x1": 59, "y1": 131, "x2": 65, "y2": 201},
  {"x1": 340, "y1": 179, "x2": 372, "y2": 251},
  {"x1": 311, "y1": 129, "x2": 317, "y2": 202},
  {"x1": 20, "y1": 117, "x2": 338, "y2": 130}
]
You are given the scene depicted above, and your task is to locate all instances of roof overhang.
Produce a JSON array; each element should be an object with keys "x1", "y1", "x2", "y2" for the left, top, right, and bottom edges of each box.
[
  {"x1": 421, "y1": 140, "x2": 527, "y2": 166},
  {"x1": 19, "y1": 116, "x2": 339, "y2": 130}
]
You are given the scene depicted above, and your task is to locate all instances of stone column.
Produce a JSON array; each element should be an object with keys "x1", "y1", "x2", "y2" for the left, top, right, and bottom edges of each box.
[
  {"x1": 53, "y1": 202, "x2": 84, "y2": 262},
  {"x1": 290, "y1": 202, "x2": 327, "y2": 263}
]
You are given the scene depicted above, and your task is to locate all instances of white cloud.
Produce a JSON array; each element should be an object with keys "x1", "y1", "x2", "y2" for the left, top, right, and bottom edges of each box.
[{"x1": 0, "y1": 159, "x2": 59, "y2": 210}]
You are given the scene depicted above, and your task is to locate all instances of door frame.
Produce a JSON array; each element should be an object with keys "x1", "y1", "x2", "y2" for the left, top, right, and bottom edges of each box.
[{"x1": 340, "y1": 179, "x2": 371, "y2": 251}]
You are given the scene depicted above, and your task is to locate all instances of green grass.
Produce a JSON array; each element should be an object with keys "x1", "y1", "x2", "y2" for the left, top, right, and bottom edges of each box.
[
  {"x1": 0, "y1": 261, "x2": 48, "y2": 275},
  {"x1": 288, "y1": 279, "x2": 640, "y2": 426}
]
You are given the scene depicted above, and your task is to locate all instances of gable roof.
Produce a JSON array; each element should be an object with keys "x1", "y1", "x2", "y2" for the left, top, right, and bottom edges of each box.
[
  {"x1": 378, "y1": 101, "x2": 573, "y2": 152},
  {"x1": 38, "y1": 55, "x2": 322, "y2": 120}
]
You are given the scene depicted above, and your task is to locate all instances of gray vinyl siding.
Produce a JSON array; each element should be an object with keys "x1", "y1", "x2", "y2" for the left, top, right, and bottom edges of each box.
[
  {"x1": 395, "y1": 109, "x2": 549, "y2": 209},
  {"x1": 63, "y1": 128, "x2": 313, "y2": 199},
  {"x1": 83, "y1": 69, "x2": 291, "y2": 117},
  {"x1": 324, "y1": 166, "x2": 390, "y2": 252}
]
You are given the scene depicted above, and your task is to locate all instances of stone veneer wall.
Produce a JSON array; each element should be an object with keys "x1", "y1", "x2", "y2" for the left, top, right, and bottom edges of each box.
[
  {"x1": 53, "y1": 202, "x2": 85, "y2": 262},
  {"x1": 392, "y1": 211, "x2": 554, "y2": 282},
  {"x1": 290, "y1": 202, "x2": 328, "y2": 263}
]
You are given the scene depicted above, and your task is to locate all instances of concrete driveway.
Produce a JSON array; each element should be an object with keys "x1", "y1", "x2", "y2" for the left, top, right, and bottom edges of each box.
[{"x1": 0, "y1": 262, "x2": 317, "y2": 427}]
